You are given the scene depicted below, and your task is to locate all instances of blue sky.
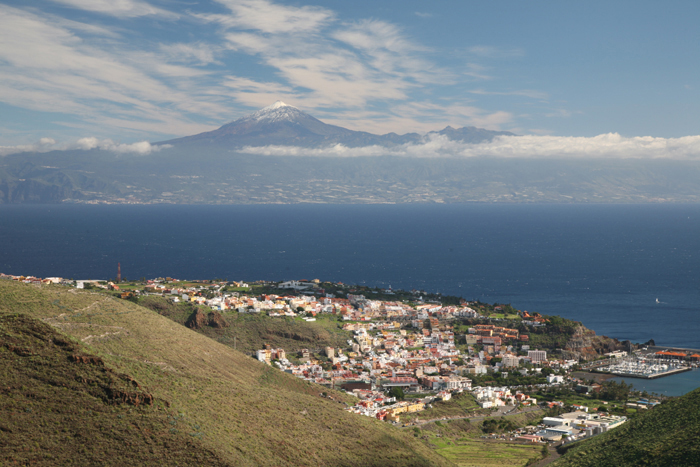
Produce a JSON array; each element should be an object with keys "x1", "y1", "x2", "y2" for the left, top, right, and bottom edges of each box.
[{"x1": 1, "y1": 0, "x2": 699, "y2": 152}]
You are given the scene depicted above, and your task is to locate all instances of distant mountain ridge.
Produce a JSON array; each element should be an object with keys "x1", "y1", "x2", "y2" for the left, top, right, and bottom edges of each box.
[
  {"x1": 4, "y1": 102, "x2": 700, "y2": 205},
  {"x1": 158, "y1": 101, "x2": 515, "y2": 148}
]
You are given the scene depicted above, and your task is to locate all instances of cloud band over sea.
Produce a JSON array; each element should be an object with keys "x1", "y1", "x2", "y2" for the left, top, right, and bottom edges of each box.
[{"x1": 239, "y1": 133, "x2": 700, "y2": 160}]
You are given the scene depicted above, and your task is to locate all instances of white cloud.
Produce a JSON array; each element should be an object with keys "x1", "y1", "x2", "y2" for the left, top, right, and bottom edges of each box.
[
  {"x1": 333, "y1": 19, "x2": 425, "y2": 55},
  {"x1": 75, "y1": 137, "x2": 166, "y2": 153},
  {"x1": 0, "y1": 1, "x2": 538, "y2": 144},
  {"x1": 332, "y1": 19, "x2": 441, "y2": 85},
  {"x1": 216, "y1": 13, "x2": 458, "y2": 118},
  {"x1": 238, "y1": 133, "x2": 700, "y2": 160},
  {"x1": 203, "y1": 0, "x2": 333, "y2": 34},
  {"x1": 0, "y1": 6, "x2": 230, "y2": 136},
  {"x1": 0, "y1": 137, "x2": 168, "y2": 156},
  {"x1": 47, "y1": 0, "x2": 177, "y2": 19},
  {"x1": 463, "y1": 63, "x2": 493, "y2": 80},
  {"x1": 222, "y1": 31, "x2": 413, "y2": 109}
]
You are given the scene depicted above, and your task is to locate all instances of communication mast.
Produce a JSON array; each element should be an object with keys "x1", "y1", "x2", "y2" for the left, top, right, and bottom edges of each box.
[{"x1": 117, "y1": 263, "x2": 121, "y2": 283}]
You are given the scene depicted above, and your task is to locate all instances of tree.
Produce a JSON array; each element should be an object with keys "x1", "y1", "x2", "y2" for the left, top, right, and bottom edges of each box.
[
  {"x1": 389, "y1": 387, "x2": 405, "y2": 400},
  {"x1": 541, "y1": 444, "x2": 549, "y2": 458}
]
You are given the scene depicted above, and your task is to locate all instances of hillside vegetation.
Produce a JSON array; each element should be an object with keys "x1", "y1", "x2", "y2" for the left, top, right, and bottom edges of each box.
[
  {"x1": 139, "y1": 296, "x2": 350, "y2": 355},
  {"x1": 0, "y1": 312, "x2": 227, "y2": 466},
  {"x1": 552, "y1": 388, "x2": 700, "y2": 467},
  {"x1": 0, "y1": 281, "x2": 453, "y2": 467},
  {"x1": 414, "y1": 417, "x2": 546, "y2": 467}
]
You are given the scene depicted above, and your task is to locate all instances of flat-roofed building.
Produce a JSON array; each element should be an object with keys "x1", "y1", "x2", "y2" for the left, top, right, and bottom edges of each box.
[{"x1": 528, "y1": 350, "x2": 547, "y2": 363}]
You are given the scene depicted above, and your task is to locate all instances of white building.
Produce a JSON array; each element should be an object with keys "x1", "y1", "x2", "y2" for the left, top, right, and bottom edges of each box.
[
  {"x1": 547, "y1": 375, "x2": 565, "y2": 384},
  {"x1": 528, "y1": 350, "x2": 547, "y2": 364}
]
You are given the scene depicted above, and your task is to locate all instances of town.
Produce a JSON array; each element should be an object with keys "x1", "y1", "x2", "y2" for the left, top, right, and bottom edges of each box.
[{"x1": 8, "y1": 272, "x2": 693, "y2": 451}]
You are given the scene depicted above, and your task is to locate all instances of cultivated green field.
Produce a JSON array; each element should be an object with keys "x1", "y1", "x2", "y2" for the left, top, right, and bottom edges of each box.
[
  {"x1": 435, "y1": 440, "x2": 543, "y2": 467},
  {"x1": 411, "y1": 412, "x2": 547, "y2": 467}
]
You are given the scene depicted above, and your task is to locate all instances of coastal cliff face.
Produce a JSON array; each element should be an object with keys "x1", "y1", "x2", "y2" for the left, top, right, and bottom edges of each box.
[{"x1": 562, "y1": 325, "x2": 628, "y2": 361}]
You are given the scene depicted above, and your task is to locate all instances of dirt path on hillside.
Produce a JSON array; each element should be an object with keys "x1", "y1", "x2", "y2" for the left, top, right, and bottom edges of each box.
[{"x1": 529, "y1": 445, "x2": 562, "y2": 467}]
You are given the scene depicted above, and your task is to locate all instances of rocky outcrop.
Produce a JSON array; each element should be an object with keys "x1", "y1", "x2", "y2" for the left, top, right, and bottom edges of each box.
[
  {"x1": 186, "y1": 308, "x2": 229, "y2": 329},
  {"x1": 105, "y1": 388, "x2": 154, "y2": 406},
  {"x1": 562, "y1": 325, "x2": 629, "y2": 361},
  {"x1": 207, "y1": 311, "x2": 228, "y2": 328},
  {"x1": 186, "y1": 309, "x2": 207, "y2": 329},
  {"x1": 5, "y1": 345, "x2": 34, "y2": 357},
  {"x1": 69, "y1": 354, "x2": 104, "y2": 365}
]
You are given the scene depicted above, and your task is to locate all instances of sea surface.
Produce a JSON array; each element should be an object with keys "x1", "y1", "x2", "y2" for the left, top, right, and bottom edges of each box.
[
  {"x1": 611, "y1": 370, "x2": 700, "y2": 397},
  {"x1": 1, "y1": 203, "x2": 699, "y2": 352}
]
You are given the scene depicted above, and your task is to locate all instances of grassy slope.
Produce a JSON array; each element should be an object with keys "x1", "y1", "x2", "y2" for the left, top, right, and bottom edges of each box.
[
  {"x1": 552, "y1": 388, "x2": 700, "y2": 467},
  {"x1": 139, "y1": 296, "x2": 351, "y2": 355},
  {"x1": 0, "y1": 281, "x2": 453, "y2": 467},
  {"x1": 402, "y1": 393, "x2": 485, "y2": 422},
  {"x1": 0, "y1": 312, "x2": 227, "y2": 466},
  {"x1": 416, "y1": 419, "x2": 544, "y2": 467}
]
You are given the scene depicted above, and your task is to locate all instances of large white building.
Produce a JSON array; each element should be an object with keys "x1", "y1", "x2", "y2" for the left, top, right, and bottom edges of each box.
[{"x1": 528, "y1": 350, "x2": 547, "y2": 364}]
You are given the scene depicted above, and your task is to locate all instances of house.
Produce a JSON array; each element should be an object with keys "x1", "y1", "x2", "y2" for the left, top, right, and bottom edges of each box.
[
  {"x1": 278, "y1": 280, "x2": 313, "y2": 290},
  {"x1": 517, "y1": 435, "x2": 542, "y2": 443},
  {"x1": 547, "y1": 375, "x2": 565, "y2": 384}
]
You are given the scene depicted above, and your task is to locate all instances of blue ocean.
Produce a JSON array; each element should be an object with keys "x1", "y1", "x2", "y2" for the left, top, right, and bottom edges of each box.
[{"x1": 1, "y1": 203, "x2": 699, "y2": 351}]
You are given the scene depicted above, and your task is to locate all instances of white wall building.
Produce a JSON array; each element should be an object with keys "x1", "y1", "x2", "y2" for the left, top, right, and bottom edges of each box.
[{"x1": 528, "y1": 350, "x2": 547, "y2": 363}]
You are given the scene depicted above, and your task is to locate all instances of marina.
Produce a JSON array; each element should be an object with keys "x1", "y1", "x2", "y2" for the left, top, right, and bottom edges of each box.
[
  {"x1": 594, "y1": 347, "x2": 700, "y2": 380},
  {"x1": 595, "y1": 357, "x2": 690, "y2": 379}
]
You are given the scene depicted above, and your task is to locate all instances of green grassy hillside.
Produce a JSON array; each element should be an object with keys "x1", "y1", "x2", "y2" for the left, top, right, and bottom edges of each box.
[
  {"x1": 139, "y1": 296, "x2": 351, "y2": 355},
  {"x1": 552, "y1": 388, "x2": 700, "y2": 467},
  {"x1": 0, "y1": 312, "x2": 227, "y2": 466},
  {"x1": 0, "y1": 281, "x2": 453, "y2": 467}
]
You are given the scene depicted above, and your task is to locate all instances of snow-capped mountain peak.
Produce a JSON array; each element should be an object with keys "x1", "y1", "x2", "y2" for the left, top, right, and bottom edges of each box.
[
  {"x1": 264, "y1": 100, "x2": 292, "y2": 110},
  {"x1": 159, "y1": 101, "x2": 514, "y2": 148},
  {"x1": 243, "y1": 101, "x2": 304, "y2": 123}
]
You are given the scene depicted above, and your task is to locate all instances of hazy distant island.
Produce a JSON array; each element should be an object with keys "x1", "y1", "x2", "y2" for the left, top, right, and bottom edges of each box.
[{"x1": 3, "y1": 102, "x2": 700, "y2": 205}]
